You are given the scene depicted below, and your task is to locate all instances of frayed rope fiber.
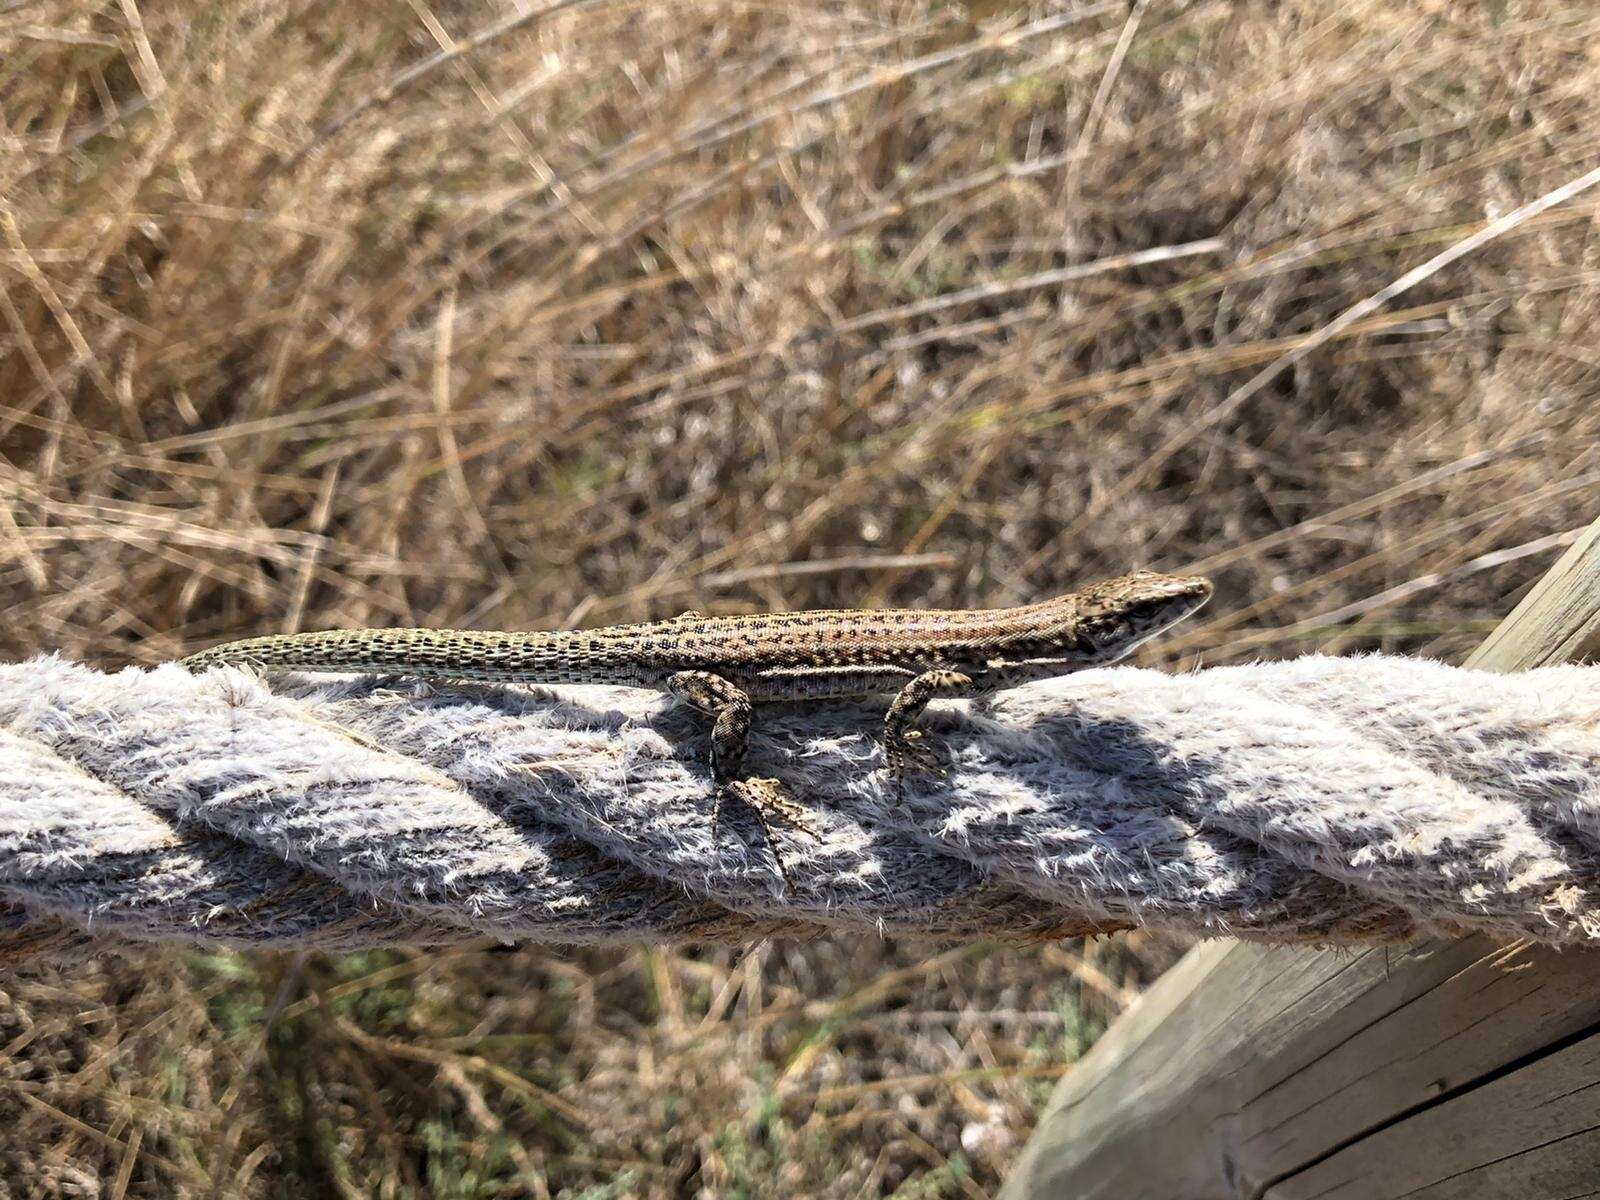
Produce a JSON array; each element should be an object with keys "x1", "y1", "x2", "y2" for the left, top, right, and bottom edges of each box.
[{"x1": 2, "y1": 653, "x2": 1599, "y2": 957}]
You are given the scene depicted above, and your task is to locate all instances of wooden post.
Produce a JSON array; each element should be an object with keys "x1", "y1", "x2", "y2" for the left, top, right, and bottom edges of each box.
[{"x1": 1000, "y1": 513, "x2": 1600, "y2": 1200}]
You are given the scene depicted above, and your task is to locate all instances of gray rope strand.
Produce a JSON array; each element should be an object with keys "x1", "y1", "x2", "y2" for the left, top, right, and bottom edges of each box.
[{"x1": 1, "y1": 653, "x2": 1597, "y2": 955}]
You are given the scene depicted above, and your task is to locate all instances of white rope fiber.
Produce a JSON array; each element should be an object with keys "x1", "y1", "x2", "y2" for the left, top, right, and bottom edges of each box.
[{"x1": 2, "y1": 654, "x2": 1598, "y2": 957}]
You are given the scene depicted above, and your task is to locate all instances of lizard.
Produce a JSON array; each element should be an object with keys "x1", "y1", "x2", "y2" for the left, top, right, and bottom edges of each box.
[{"x1": 180, "y1": 570, "x2": 1212, "y2": 864}]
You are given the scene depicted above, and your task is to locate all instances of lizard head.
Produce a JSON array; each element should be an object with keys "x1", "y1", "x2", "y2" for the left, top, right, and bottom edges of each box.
[{"x1": 1063, "y1": 570, "x2": 1213, "y2": 663}]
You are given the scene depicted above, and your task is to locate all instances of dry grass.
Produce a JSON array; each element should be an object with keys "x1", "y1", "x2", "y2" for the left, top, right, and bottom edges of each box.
[{"x1": 3, "y1": 0, "x2": 1600, "y2": 1194}]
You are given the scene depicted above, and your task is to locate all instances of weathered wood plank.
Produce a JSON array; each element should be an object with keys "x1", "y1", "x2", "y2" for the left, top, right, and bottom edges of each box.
[
  {"x1": 1241, "y1": 940, "x2": 1600, "y2": 1178},
  {"x1": 1467, "y1": 514, "x2": 1600, "y2": 671},
  {"x1": 1001, "y1": 511, "x2": 1600, "y2": 1200},
  {"x1": 999, "y1": 937, "x2": 1600, "y2": 1198},
  {"x1": 1269, "y1": 1026, "x2": 1600, "y2": 1199}
]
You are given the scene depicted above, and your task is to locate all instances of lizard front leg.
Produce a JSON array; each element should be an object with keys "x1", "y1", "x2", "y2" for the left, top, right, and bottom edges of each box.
[
  {"x1": 666, "y1": 670, "x2": 755, "y2": 791},
  {"x1": 884, "y1": 669, "x2": 973, "y2": 780},
  {"x1": 666, "y1": 671, "x2": 815, "y2": 871}
]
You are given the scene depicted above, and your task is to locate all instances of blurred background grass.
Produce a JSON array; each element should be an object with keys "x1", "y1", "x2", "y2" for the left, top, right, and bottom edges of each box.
[{"x1": 2, "y1": 0, "x2": 1598, "y2": 1195}]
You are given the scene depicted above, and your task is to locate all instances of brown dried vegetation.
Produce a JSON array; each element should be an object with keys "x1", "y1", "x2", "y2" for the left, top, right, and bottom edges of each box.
[{"x1": 2, "y1": 0, "x2": 1599, "y2": 1194}]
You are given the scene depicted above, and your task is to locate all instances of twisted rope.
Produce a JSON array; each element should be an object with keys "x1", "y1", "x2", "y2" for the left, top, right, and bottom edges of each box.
[{"x1": 1, "y1": 654, "x2": 1598, "y2": 957}]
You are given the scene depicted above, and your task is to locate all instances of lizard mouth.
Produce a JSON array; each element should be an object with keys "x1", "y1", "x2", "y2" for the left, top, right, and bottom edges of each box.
[{"x1": 1132, "y1": 575, "x2": 1213, "y2": 624}]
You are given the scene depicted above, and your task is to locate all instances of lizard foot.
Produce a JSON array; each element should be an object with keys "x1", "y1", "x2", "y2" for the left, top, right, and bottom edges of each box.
[
  {"x1": 885, "y1": 728, "x2": 949, "y2": 783},
  {"x1": 715, "y1": 777, "x2": 817, "y2": 890},
  {"x1": 883, "y1": 669, "x2": 968, "y2": 787}
]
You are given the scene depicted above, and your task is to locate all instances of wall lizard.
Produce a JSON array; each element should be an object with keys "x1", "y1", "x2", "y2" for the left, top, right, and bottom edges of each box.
[{"x1": 182, "y1": 570, "x2": 1212, "y2": 865}]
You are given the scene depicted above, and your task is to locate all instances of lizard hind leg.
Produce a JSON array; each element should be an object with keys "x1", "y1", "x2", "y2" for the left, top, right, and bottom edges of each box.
[
  {"x1": 666, "y1": 671, "x2": 816, "y2": 882},
  {"x1": 666, "y1": 670, "x2": 755, "y2": 796},
  {"x1": 884, "y1": 669, "x2": 974, "y2": 780}
]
